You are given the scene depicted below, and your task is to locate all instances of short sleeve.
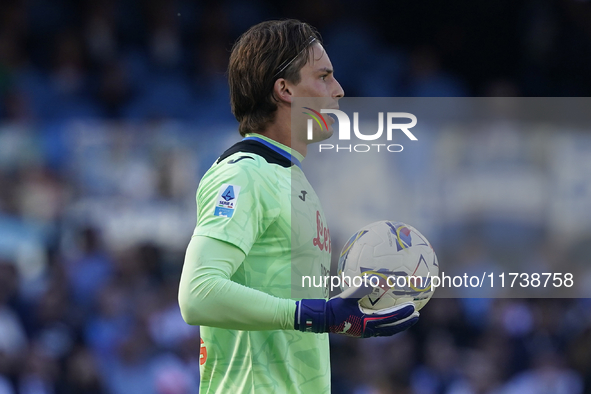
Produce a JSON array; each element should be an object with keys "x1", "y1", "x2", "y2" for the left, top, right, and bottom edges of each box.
[{"x1": 193, "y1": 157, "x2": 282, "y2": 255}]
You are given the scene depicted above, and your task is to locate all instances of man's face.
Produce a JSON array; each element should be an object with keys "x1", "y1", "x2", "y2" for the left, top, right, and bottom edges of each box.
[{"x1": 287, "y1": 43, "x2": 344, "y2": 143}]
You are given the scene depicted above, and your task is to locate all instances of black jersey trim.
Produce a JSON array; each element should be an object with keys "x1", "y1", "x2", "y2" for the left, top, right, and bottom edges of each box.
[{"x1": 216, "y1": 140, "x2": 293, "y2": 168}]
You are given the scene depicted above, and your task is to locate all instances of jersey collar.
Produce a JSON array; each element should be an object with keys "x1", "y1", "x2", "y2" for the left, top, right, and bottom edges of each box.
[{"x1": 243, "y1": 133, "x2": 304, "y2": 170}]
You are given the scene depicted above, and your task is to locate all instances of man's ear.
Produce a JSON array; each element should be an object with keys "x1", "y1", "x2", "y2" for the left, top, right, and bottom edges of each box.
[{"x1": 273, "y1": 78, "x2": 293, "y2": 104}]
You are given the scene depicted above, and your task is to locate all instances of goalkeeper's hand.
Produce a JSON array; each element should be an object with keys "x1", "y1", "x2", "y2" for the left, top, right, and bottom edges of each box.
[{"x1": 294, "y1": 284, "x2": 419, "y2": 338}]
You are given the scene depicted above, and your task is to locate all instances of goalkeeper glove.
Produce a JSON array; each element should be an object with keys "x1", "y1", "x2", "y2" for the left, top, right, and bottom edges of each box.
[{"x1": 294, "y1": 285, "x2": 419, "y2": 338}]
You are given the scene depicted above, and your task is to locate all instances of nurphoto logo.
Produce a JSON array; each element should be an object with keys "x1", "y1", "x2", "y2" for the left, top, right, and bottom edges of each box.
[{"x1": 305, "y1": 109, "x2": 418, "y2": 153}]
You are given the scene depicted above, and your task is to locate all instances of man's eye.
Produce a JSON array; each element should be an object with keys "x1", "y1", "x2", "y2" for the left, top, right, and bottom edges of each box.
[{"x1": 321, "y1": 75, "x2": 328, "y2": 81}]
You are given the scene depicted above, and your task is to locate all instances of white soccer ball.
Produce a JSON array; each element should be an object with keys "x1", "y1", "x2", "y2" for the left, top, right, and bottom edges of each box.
[{"x1": 337, "y1": 221, "x2": 439, "y2": 311}]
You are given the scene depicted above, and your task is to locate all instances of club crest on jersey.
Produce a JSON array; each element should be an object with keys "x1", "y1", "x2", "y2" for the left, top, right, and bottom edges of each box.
[{"x1": 214, "y1": 184, "x2": 241, "y2": 217}]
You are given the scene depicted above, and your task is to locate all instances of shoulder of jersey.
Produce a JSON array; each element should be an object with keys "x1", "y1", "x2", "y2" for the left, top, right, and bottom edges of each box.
[
  {"x1": 219, "y1": 152, "x2": 261, "y2": 167},
  {"x1": 215, "y1": 139, "x2": 292, "y2": 169}
]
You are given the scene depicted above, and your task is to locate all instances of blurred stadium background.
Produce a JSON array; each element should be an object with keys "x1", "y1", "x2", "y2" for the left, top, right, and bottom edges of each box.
[{"x1": 1, "y1": 0, "x2": 591, "y2": 393}]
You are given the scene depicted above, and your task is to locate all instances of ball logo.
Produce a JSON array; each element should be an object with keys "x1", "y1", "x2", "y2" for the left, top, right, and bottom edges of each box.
[
  {"x1": 337, "y1": 230, "x2": 368, "y2": 277},
  {"x1": 386, "y1": 221, "x2": 413, "y2": 251}
]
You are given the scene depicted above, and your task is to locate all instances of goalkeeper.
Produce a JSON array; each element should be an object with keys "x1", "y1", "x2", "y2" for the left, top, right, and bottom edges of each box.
[{"x1": 178, "y1": 19, "x2": 419, "y2": 394}]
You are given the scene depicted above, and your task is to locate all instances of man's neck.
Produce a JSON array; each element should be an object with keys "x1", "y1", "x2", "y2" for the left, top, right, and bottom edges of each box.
[{"x1": 259, "y1": 122, "x2": 307, "y2": 157}]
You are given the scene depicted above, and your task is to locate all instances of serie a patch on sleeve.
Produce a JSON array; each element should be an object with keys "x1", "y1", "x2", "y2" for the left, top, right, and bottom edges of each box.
[{"x1": 213, "y1": 184, "x2": 241, "y2": 218}]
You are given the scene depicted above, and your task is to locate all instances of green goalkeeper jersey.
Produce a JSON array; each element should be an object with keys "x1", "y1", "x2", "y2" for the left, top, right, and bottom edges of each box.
[{"x1": 193, "y1": 133, "x2": 332, "y2": 393}]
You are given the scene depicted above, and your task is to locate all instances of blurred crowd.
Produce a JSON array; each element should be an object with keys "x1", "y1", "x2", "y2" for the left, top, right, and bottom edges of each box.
[
  {"x1": 1, "y1": 0, "x2": 591, "y2": 393},
  {"x1": 332, "y1": 297, "x2": 591, "y2": 394},
  {"x1": 0, "y1": 227, "x2": 201, "y2": 394},
  {"x1": 2, "y1": 0, "x2": 591, "y2": 122}
]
